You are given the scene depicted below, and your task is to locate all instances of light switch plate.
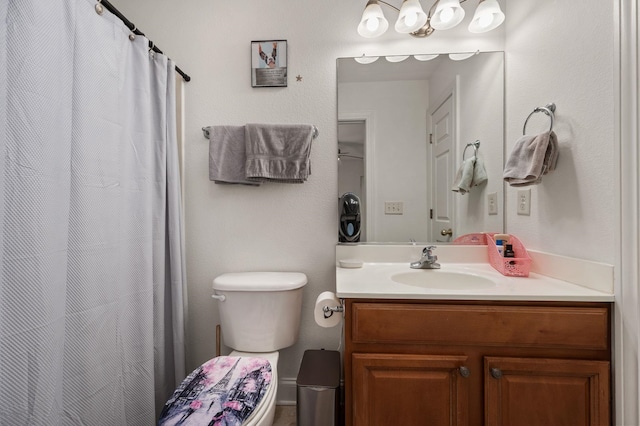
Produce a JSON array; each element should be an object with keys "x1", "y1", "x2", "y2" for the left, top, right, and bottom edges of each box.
[{"x1": 384, "y1": 201, "x2": 403, "y2": 215}]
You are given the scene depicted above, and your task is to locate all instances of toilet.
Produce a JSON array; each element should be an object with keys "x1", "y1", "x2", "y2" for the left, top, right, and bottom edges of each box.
[{"x1": 159, "y1": 272, "x2": 307, "y2": 426}]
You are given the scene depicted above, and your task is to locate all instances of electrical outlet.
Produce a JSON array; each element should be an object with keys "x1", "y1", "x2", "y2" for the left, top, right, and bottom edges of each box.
[
  {"x1": 487, "y1": 192, "x2": 498, "y2": 215},
  {"x1": 517, "y1": 189, "x2": 531, "y2": 215},
  {"x1": 384, "y1": 201, "x2": 403, "y2": 215}
]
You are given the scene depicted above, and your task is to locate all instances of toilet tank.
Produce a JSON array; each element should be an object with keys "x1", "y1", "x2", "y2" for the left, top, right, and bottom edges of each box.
[{"x1": 212, "y1": 272, "x2": 307, "y2": 352}]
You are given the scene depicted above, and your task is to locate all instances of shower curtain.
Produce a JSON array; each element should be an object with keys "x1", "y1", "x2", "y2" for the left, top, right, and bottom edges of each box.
[{"x1": 0, "y1": 0, "x2": 187, "y2": 424}]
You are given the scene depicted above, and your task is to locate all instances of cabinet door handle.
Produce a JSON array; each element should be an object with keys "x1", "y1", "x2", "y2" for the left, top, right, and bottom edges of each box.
[
  {"x1": 459, "y1": 366, "x2": 471, "y2": 378},
  {"x1": 490, "y1": 367, "x2": 503, "y2": 379}
]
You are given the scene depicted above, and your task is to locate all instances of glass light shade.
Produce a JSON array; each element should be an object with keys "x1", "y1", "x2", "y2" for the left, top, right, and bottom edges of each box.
[
  {"x1": 394, "y1": 0, "x2": 428, "y2": 33},
  {"x1": 468, "y1": 0, "x2": 505, "y2": 33},
  {"x1": 357, "y1": 1, "x2": 389, "y2": 38},
  {"x1": 449, "y1": 51, "x2": 478, "y2": 61},
  {"x1": 431, "y1": 0, "x2": 465, "y2": 30},
  {"x1": 354, "y1": 56, "x2": 380, "y2": 64},
  {"x1": 413, "y1": 54, "x2": 439, "y2": 61},
  {"x1": 385, "y1": 55, "x2": 410, "y2": 63}
]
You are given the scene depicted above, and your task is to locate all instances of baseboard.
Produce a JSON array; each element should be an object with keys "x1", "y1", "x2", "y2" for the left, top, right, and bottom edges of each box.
[{"x1": 276, "y1": 377, "x2": 297, "y2": 405}]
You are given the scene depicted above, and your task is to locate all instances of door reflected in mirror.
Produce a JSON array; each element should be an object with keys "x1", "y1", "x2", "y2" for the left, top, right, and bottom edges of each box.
[{"x1": 337, "y1": 52, "x2": 505, "y2": 244}]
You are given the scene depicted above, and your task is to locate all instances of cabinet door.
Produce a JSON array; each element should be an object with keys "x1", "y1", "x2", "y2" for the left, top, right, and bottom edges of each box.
[
  {"x1": 485, "y1": 356, "x2": 610, "y2": 426},
  {"x1": 352, "y1": 353, "x2": 470, "y2": 426}
]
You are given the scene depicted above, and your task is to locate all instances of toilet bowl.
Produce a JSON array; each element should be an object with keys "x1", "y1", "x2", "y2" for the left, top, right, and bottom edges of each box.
[{"x1": 159, "y1": 272, "x2": 307, "y2": 426}]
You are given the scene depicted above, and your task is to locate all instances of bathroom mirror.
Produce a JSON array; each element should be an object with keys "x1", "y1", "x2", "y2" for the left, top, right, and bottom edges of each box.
[{"x1": 338, "y1": 51, "x2": 505, "y2": 244}]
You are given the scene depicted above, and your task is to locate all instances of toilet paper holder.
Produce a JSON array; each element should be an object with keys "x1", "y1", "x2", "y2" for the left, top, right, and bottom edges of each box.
[{"x1": 322, "y1": 304, "x2": 344, "y2": 319}]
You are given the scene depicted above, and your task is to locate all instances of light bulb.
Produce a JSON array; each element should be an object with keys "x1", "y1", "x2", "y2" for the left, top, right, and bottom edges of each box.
[
  {"x1": 468, "y1": 0, "x2": 505, "y2": 33},
  {"x1": 431, "y1": 0, "x2": 465, "y2": 30},
  {"x1": 385, "y1": 55, "x2": 410, "y2": 63},
  {"x1": 395, "y1": 0, "x2": 428, "y2": 33},
  {"x1": 357, "y1": 1, "x2": 389, "y2": 38},
  {"x1": 414, "y1": 54, "x2": 439, "y2": 61},
  {"x1": 440, "y1": 7, "x2": 454, "y2": 23},
  {"x1": 354, "y1": 56, "x2": 379, "y2": 64},
  {"x1": 404, "y1": 12, "x2": 418, "y2": 27},
  {"x1": 478, "y1": 14, "x2": 493, "y2": 28},
  {"x1": 366, "y1": 18, "x2": 380, "y2": 32}
]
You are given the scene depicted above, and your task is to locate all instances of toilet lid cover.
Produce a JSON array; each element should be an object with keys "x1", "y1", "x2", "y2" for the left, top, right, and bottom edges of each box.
[{"x1": 159, "y1": 356, "x2": 272, "y2": 426}]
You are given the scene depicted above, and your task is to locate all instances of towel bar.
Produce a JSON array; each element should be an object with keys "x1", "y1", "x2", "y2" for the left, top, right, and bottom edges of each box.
[
  {"x1": 523, "y1": 103, "x2": 556, "y2": 135},
  {"x1": 462, "y1": 140, "x2": 480, "y2": 160},
  {"x1": 201, "y1": 125, "x2": 319, "y2": 140}
]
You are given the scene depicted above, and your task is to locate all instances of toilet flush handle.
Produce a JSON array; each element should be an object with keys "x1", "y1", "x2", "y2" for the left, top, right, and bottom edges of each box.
[{"x1": 211, "y1": 294, "x2": 226, "y2": 302}]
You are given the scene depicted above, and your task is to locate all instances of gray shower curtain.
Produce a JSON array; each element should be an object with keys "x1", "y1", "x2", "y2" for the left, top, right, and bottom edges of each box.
[{"x1": 0, "y1": 0, "x2": 187, "y2": 424}]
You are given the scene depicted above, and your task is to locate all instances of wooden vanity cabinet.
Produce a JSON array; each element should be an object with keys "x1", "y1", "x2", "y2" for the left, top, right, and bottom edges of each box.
[{"x1": 344, "y1": 299, "x2": 612, "y2": 426}]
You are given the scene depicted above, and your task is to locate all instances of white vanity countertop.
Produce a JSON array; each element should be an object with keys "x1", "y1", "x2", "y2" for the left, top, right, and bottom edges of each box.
[{"x1": 335, "y1": 262, "x2": 614, "y2": 302}]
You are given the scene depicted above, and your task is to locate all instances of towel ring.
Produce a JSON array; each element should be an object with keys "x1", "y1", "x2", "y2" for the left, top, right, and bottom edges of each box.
[
  {"x1": 523, "y1": 103, "x2": 556, "y2": 135},
  {"x1": 462, "y1": 140, "x2": 480, "y2": 161}
]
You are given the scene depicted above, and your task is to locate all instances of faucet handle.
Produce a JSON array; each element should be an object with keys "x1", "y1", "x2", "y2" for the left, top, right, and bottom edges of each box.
[{"x1": 423, "y1": 245, "x2": 437, "y2": 255}]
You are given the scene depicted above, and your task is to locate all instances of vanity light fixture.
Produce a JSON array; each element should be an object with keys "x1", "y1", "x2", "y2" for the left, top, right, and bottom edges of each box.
[
  {"x1": 385, "y1": 55, "x2": 410, "y2": 62},
  {"x1": 357, "y1": 0, "x2": 504, "y2": 39},
  {"x1": 353, "y1": 54, "x2": 439, "y2": 65},
  {"x1": 357, "y1": 1, "x2": 390, "y2": 38},
  {"x1": 354, "y1": 55, "x2": 380, "y2": 64},
  {"x1": 394, "y1": 0, "x2": 429, "y2": 33},
  {"x1": 448, "y1": 50, "x2": 479, "y2": 60},
  {"x1": 468, "y1": 0, "x2": 505, "y2": 33},
  {"x1": 413, "y1": 54, "x2": 439, "y2": 61}
]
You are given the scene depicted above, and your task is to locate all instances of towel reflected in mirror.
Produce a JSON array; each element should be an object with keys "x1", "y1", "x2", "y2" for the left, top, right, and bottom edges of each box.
[{"x1": 452, "y1": 156, "x2": 488, "y2": 194}]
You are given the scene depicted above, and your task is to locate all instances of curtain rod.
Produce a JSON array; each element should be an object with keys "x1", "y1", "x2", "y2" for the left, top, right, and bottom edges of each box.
[{"x1": 99, "y1": 0, "x2": 191, "y2": 82}]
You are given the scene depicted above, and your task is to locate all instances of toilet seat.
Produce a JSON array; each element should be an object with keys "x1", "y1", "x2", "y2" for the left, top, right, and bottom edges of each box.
[{"x1": 159, "y1": 352, "x2": 276, "y2": 425}]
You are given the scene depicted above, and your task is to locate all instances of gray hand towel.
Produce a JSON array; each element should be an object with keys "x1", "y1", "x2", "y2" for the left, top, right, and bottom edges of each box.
[
  {"x1": 452, "y1": 157, "x2": 476, "y2": 194},
  {"x1": 452, "y1": 156, "x2": 488, "y2": 194},
  {"x1": 245, "y1": 124, "x2": 314, "y2": 183},
  {"x1": 471, "y1": 156, "x2": 488, "y2": 187},
  {"x1": 503, "y1": 131, "x2": 559, "y2": 186},
  {"x1": 208, "y1": 125, "x2": 260, "y2": 186}
]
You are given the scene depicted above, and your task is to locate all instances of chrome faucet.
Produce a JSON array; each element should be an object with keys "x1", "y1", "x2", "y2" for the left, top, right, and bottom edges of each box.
[{"x1": 410, "y1": 246, "x2": 441, "y2": 269}]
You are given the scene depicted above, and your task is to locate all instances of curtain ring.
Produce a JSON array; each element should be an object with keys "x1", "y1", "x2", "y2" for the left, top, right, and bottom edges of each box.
[
  {"x1": 148, "y1": 41, "x2": 155, "y2": 58},
  {"x1": 129, "y1": 25, "x2": 137, "y2": 41}
]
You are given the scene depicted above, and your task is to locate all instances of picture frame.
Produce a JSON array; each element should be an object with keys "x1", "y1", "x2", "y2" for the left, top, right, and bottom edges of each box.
[{"x1": 251, "y1": 40, "x2": 287, "y2": 87}]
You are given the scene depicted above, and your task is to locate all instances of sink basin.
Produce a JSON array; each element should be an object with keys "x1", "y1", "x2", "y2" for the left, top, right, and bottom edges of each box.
[{"x1": 392, "y1": 270, "x2": 496, "y2": 290}]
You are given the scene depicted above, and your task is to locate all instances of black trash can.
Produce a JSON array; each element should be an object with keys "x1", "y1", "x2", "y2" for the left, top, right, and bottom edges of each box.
[{"x1": 296, "y1": 349, "x2": 340, "y2": 426}]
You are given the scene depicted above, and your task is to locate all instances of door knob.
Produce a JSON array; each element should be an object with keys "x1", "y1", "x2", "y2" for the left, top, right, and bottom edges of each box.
[{"x1": 440, "y1": 228, "x2": 453, "y2": 236}]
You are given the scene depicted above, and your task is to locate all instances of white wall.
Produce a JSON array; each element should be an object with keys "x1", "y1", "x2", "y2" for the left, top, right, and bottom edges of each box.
[
  {"x1": 110, "y1": 0, "x2": 622, "y2": 406},
  {"x1": 503, "y1": 1, "x2": 615, "y2": 263},
  {"x1": 339, "y1": 79, "x2": 430, "y2": 242},
  {"x1": 111, "y1": 0, "x2": 504, "y2": 402}
]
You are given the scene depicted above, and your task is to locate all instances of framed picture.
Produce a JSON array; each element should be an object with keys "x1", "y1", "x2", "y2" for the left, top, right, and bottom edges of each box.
[{"x1": 251, "y1": 40, "x2": 287, "y2": 87}]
